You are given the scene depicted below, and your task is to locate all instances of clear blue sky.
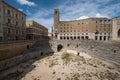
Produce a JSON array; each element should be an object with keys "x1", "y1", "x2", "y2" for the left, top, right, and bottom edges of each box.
[{"x1": 4, "y1": 0, "x2": 120, "y2": 32}]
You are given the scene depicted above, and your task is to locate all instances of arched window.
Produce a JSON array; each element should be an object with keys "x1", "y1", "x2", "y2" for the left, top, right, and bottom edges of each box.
[
  {"x1": 55, "y1": 11, "x2": 57, "y2": 14},
  {"x1": 118, "y1": 29, "x2": 120, "y2": 37}
]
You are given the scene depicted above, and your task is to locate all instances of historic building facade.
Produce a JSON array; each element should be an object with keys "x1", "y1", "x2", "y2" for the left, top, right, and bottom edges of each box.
[
  {"x1": 0, "y1": 0, "x2": 26, "y2": 41},
  {"x1": 26, "y1": 20, "x2": 48, "y2": 40},
  {"x1": 112, "y1": 17, "x2": 120, "y2": 41},
  {"x1": 0, "y1": 0, "x2": 3, "y2": 40},
  {"x1": 54, "y1": 9, "x2": 112, "y2": 41}
]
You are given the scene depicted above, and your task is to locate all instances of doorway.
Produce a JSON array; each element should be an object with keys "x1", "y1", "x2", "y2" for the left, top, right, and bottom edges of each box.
[{"x1": 57, "y1": 44, "x2": 63, "y2": 52}]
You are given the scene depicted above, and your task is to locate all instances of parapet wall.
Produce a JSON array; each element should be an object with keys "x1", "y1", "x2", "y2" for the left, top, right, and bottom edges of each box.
[
  {"x1": 0, "y1": 51, "x2": 50, "y2": 72},
  {"x1": 0, "y1": 41, "x2": 34, "y2": 60},
  {"x1": 0, "y1": 40, "x2": 54, "y2": 72}
]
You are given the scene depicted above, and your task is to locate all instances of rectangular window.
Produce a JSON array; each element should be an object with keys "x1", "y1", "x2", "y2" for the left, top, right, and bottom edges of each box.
[
  {"x1": 16, "y1": 14, "x2": 18, "y2": 18},
  {"x1": 8, "y1": 19, "x2": 11, "y2": 23},
  {"x1": 22, "y1": 17, "x2": 24, "y2": 20},
  {"x1": 16, "y1": 22, "x2": 18, "y2": 26},
  {"x1": 7, "y1": 9, "x2": 10, "y2": 15},
  {"x1": 8, "y1": 28, "x2": 10, "y2": 33},
  {"x1": 16, "y1": 30, "x2": 19, "y2": 34},
  {"x1": 22, "y1": 23, "x2": 24, "y2": 27}
]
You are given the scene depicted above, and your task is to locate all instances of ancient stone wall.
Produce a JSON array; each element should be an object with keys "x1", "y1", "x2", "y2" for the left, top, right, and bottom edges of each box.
[
  {"x1": 112, "y1": 17, "x2": 120, "y2": 41},
  {"x1": 0, "y1": 40, "x2": 54, "y2": 72},
  {"x1": 0, "y1": 51, "x2": 50, "y2": 71}
]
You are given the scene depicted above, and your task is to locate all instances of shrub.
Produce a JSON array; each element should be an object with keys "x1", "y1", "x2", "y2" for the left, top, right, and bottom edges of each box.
[{"x1": 61, "y1": 53, "x2": 72, "y2": 64}]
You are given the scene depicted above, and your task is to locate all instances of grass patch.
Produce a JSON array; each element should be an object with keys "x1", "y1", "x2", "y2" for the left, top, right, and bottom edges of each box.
[
  {"x1": 61, "y1": 53, "x2": 72, "y2": 64},
  {"x1": 49, "y1": 59, "x2": 58, "y2": 67}
]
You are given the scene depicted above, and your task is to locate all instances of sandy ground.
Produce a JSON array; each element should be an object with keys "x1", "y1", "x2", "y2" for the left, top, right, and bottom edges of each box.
[
  {"x1": 1, "y1": 51, "x2": 120, "y2": 80},
  {"x1": 11, "y1": 51, "x2": 120, "y2": 80}
]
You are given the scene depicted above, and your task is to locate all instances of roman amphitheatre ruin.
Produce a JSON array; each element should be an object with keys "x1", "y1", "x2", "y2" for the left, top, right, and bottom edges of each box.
[{"x1": 0, "y1": 39, "x2": 120, "y2": 80}]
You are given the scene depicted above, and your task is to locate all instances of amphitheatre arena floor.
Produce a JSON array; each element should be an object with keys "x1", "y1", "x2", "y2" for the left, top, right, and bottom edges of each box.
[{"x1": 0, "y1": 40, "x2": 120, "y2": 80}]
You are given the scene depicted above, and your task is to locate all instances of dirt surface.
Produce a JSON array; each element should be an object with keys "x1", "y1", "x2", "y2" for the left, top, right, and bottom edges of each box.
[{"x1": 2, "y1": 51, "x2": 120, "y2": 80}]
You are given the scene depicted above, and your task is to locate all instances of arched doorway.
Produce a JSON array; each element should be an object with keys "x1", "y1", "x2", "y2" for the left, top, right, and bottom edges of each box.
[
  {"x1": 118, "y1": 29, "x2": 120, "y2": 37},
  {"x1": 81, "y1": 36, "x2": 84, "y2": 39},
  {"x1": 57, "y1": 44, "x2": 63, "y2": 52},
  {"x1": 16, "y1": 36, "x2": 18, "y2": 40},
  {"x1": 104, "y1": 36, "x2": 106, "y2": 40},
  {"x1": 85, "y1": 36, "x2": 89, "y2": 39}
]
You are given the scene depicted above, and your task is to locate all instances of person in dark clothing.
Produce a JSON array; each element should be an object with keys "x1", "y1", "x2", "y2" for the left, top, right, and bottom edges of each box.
[
  {"x1": 41, "y1": 52, "x2": 43, "y2": 56},
  {"x1": 77, "y1": 52, "x2": 80, "y2": 56},
  {"x1": 27, "y1": 45, "x2": 30, "y2": 49}
]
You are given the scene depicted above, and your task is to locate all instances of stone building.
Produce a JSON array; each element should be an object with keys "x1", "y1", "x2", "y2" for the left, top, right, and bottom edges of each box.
[
  {"x1": 26, "y1": 20, "x2": 48, "y2": 40},
  {"x1": 54, "y1": 9, "x2": 112, "y2": 41},
  {"x1": 0, "y1": 0, "x2": 26, "y2": 41},
  {"x1": 112, "y1": 17, "x2": 120, "y2": 41},
  {"x1": 0, "y1": 0, "x2": 3, "y2": 40}
]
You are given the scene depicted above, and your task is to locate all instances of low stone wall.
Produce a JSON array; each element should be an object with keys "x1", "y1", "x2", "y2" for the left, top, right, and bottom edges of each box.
[
  {"x1": 66, "y1": 50, "x2": 77, "y2": 54},
  {"x1": 0, "y1": 51, "x2": 52, "y2": 72},
  {"x1": 0, "y1": 41, "x2": 34, "y2": 60},
  {"x1": 0, "y1": 39, "x2": 54, "y2": 79}
]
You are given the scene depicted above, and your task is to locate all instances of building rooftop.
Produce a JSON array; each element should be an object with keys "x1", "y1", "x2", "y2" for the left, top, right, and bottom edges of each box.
[
  {"x1": 2, "y1": 0, "x2": 26, "y2": 16},
  {"x1": 60, "y1": 17, "x2": 110, "y2": 23},
  {"x1": 26, "y1": 20, "x2": 48, "y2": 30},
  {"x1": 112, "y1": 16, "x2": 120, "y2": 19}
]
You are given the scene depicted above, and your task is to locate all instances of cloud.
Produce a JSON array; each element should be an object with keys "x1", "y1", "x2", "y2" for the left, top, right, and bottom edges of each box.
[
  {"x1": 57, "y1": 0, "x2": 120, "y2": 21},
  {"x1": 77, "y1": 16, "x2": 89, "y2": 20},
  {"x1": 27, "y1": 9, "x2": 53, "y2": 32},
  {"x1": 18, "y1": 8, "x2": 23, "y2": 11},
  {"x1": 26, "y1": 0, "x2": 120, "y2": 32},
  {"x1": 100, "y1": 3, "x2": 120, "y2": 17},
  {"x1": 28, "y1": 17, "x2": 53, "y2": 32},
  {"x1": 95, "y1": 13, "x2": 108, "y2": 18},
  {"x1": 17, "y1": 0, "x2": 36, "y2": 6},
  {"x1": 26, "y1": 10, "x2": 31, "y2": 15},
  {"x1": 76, "y1": 13, "x2": 108, "y2": 20},
  {"x1": 57, "y1": 0, "x2": 98, "y2": 21}
]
